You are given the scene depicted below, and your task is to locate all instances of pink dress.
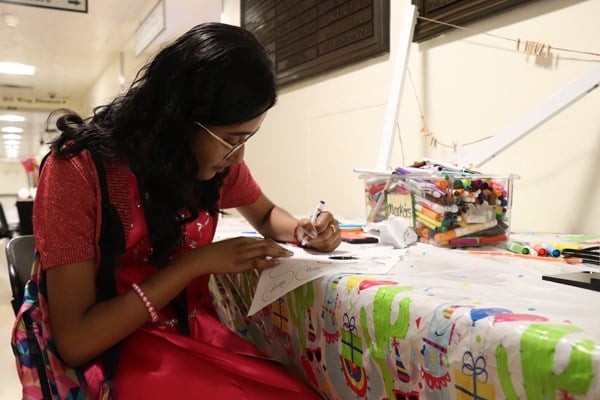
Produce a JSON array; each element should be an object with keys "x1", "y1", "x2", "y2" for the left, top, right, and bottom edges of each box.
[{"x1": 34, "y1": 151, "x2": 320, "y2": 400}]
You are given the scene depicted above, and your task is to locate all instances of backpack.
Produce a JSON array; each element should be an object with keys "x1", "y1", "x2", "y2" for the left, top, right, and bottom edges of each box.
[{"x1": 10, "y1": 150, "x2": 125, "y2": 400}]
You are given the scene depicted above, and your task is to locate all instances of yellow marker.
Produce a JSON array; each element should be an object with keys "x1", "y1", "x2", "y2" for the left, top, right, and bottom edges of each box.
[
  {"x1": 416, "y1": 215, "x2": 439, "y2": 231},
  {"x1": 415, "y1": 211, "x2": 442, "y2": 228},
  {"x1": 551, "y1": 243, "x2": 583, "y2": 251}
]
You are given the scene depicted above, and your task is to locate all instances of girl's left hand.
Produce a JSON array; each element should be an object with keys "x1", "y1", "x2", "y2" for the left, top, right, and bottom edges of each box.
[{"x1": 294, "y1": 211, "x2": 341, "y2": 252}]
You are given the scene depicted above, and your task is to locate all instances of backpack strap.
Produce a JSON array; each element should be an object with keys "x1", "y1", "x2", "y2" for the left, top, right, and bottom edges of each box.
[
  {"x1": 21, "y1": 309, "x2": 53, "y2": 399},
  {"x1": 43, "y1": 150, "x2": 126, "y2": 377},
  {"x1": 89, "y1": 152, "x2": 125, "y2": 301},
  {"x1": 88, "y1": 151, "x2": 125, "y2": 378}
]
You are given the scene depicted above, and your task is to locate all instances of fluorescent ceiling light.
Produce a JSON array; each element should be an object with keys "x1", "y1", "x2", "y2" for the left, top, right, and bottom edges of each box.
[
  {"x1": 5, "y1": 150, "x2": 19, "y2": 158},
  {"x1": 0, "y1": 114, "x2": 25, "y2": 122},
  {"x1": 3, "y1": 133, "x2": 21, "y2": 140},
  {"x1": 4, "y1": 139, "x2": 20, "y2": 146},
  {"x1": 1, "y1": 126, "x2": 24, "y2": 133},
  {"x1": 0, "y1": 62, "x2": 35, "y2": 75}
]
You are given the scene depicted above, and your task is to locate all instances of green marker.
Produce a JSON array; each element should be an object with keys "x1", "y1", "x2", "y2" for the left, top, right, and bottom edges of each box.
[{"x1": 506, "y1": 241, "x2": 529, "y2": 254}]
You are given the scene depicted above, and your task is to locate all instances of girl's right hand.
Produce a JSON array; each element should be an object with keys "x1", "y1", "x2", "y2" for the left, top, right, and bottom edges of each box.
[{"x1": 182, "y1": 237, "x2": 294, "y2": 275}]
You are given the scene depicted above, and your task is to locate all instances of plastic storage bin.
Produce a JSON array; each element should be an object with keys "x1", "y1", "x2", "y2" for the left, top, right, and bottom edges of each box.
[{"x1": 360, "y1": 172, "x2": 518, "y2": 247}]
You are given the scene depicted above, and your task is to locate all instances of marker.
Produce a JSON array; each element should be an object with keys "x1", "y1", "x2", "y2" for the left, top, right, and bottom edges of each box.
[
  {"x1": 416, "y1": 216, "x2": 439, "y2": 231},
  {"x1": 533, "y1": 244, "x2": 547, "y2": 256},
  {"x1": 353, "y1": 167, "x2": 393, "y2": 175},
  {"x1": 521, "y1": 244, "x2": 538, "y2": 256},
  {"x1": 467, "y1": 251, "x2": 583, "y2": 264},
  {"x1": 542, "y1": 243, "x2": 561, "y2": 258},
  {"x1": 338, "y1": 224, "x2": 365, "y2": 230},
  {"x1": 414, "y1": 203, "x2": 443, "y2": 221},
  {"x1": 415, "y1": 211, "x2": 442, "y2": 228},
  {"x1": 506, "y1": 241, "x2": 529, "y2": 255},
  {"x1": 561, "y1": 248, "x2": 600, "y2": 265},
  {"x1": 394, "y1": 166, "x2": 433, "y2": 175},
  {"x1": 422, "y1": 158, "x2": 479, "y2": 174},
  {"x1": 302, "y1": 200, "x2": 325, "y2": 246},
  {"x1": 329, "y1": 255, "x2": 358, "y2": 260},
  {"x1": 414, "y1": 194, "x2": 459, "y2": 214},
  {"x1": 448, "y1": 234, "x2": 507, "y2": 247},
  {"x1": 551, "y1": 243, "x2": 583, "y2": 251},
  {"x1": 433, "y1": 220, "x2": 498, "y2": 244}
]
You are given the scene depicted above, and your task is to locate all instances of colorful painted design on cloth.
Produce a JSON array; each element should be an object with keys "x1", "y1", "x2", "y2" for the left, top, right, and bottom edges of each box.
[{"x1": 211, "y1": 272, "x2": 600, "y2": 400}]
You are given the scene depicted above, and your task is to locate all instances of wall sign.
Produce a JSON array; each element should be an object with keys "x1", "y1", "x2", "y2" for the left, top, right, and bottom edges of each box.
[
  {"x1": 412, "y1": 0, "x2": 537, "y2": 42},
  {"x1": 135, "y1": 0, "x2": 166, "y2": 57},
  {"x1": 0, "y1": 0, "x2": 87, "y2": 13},
  {"x1": 241, "y1": 0, "x2": 390, "y2": 87}
]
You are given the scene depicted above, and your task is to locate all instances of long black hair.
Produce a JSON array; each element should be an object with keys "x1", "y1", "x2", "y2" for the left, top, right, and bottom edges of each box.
[{"x1": 51, "y1": 23, "x2": 277, "y2": 266}]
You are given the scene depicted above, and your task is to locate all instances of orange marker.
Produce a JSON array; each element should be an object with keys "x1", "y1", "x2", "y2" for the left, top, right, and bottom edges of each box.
[
  {"x1": 435, "y1": 179, "x2": 449, "y2": 189},
  {"x1": 434, "y1": 220, "x2": 498, "y2": 244},
  {"x1": 414, "y1": 203, "x2": 442, "y2": 221}
]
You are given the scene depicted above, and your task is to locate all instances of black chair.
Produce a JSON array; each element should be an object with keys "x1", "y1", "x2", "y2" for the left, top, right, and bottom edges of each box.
[
  {"x1": 16, "y1": 200, "x2": 34, "y2": 235},
  {"x1": 5, "y1": 235, "x2": 35, "y2": 315},
  {"x1": 0, "y1": 202, "x2": 14, "y2": 238}
]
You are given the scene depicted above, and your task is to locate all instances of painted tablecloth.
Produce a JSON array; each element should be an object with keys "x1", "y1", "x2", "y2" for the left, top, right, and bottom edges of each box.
[{"x1": 210, "y1": 242, "x2": 600, "y2": 400}]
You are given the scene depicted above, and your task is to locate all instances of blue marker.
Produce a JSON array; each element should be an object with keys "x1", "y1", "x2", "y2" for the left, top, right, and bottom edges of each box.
[{"x1": 543, "y1": 243, "x2": 561, "y2": 257}]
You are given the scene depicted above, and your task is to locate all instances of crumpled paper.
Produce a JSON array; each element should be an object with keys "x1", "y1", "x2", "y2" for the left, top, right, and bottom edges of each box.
[{"x1": 365, "y1": 216, "x2": 418, "y2": 249}]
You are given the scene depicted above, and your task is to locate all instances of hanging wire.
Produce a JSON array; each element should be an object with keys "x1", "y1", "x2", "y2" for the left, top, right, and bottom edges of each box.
[
  {"x1": 403, "y1": 15, "x2": 598, "y2": 153},
  {"x1": 417, "y1": 15, "x2": 600, "y2": 58}
]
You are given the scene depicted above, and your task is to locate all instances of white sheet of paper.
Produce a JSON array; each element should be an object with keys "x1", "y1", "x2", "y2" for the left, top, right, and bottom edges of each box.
[{"x1": 248, "y1": 243, "x2": 401, "y2": 316}]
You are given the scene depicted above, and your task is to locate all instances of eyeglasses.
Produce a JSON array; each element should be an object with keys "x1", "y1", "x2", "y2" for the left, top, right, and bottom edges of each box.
[{"x1": 194, "y1": 121, "x2": 256, "y2": 160}]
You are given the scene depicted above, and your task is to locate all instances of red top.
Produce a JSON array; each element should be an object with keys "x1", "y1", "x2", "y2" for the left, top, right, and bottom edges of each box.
[
  {"x1": 30, "y1": 152, "x2": 321, "y2": 399},
  {"x1": 34, "y1": 150, "x2": 262, "y2": 270}
]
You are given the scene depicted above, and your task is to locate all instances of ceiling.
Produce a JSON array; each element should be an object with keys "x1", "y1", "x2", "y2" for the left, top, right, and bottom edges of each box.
[{"x1": 0, "y1": 0, "x2": 159, "y2": 161}]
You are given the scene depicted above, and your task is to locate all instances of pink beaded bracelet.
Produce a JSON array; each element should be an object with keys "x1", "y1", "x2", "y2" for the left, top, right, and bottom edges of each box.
[
  {"x1": 292, "y1": 225, "x2": 303, "y2": 247},
  {"x1": 131, "y1": 283, "x2": 159, "y2": 323}
]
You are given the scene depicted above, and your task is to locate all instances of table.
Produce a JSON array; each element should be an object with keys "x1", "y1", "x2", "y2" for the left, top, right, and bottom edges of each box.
[{"x1": 210, "y1": 222, "x2": 600, "y2": 399}]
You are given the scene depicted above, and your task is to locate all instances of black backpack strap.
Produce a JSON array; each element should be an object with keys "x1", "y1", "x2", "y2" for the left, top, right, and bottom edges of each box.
[
  {"x1": 38, "y1": 150, "x2": 125, "y2": 379},
  {"x1": 88, "y1": 151, "x2": 125, "y2": 300},
  {"x1": 88, "y1": 151, "x2": 125, "y2": 378},
  {"x1": 22, "y1": 311, "x2": 53, "y2": 399}
]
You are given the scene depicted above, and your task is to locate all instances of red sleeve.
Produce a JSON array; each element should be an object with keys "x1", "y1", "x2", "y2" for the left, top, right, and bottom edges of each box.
[
  {"x1": 33, "y1": 151, "x2": 102, "y2": 270},
  {"x1": 219, "y1": 161, "x2": 262, "y2": 209}
]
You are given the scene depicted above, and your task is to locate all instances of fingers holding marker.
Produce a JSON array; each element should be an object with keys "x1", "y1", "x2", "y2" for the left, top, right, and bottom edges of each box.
[
  {"x1": 310, "y1": 216, "x2": 342, "y2": 252},
  {"x1": 324, "y1": 221, "x2": 343, "y2": 252},
  {"x1": 295, "y1": 200, "x2": 341, "y2": 252},
  {"x1": 301, "y1": 200, "x2": 325, "y2": 246},
  {"x1": 328, "y1": 222, "x2": 337, "y2": 236},
  {"x1": 315, "y1": 213, "x2": 339, "y2": 238}
]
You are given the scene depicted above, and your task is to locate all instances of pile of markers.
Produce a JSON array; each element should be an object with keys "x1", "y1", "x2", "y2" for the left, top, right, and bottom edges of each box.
[
  {"x1": 361, "y1": 159, "x2": 517, "y2": 248},
  {"x1": 503, "y1": 241, "x2": 600, "y2": 265}
]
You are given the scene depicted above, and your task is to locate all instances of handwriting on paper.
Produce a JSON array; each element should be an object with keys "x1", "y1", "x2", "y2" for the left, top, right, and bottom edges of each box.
[{"x1": 248, "y1": 244, "x2": 401, "y2": 316}]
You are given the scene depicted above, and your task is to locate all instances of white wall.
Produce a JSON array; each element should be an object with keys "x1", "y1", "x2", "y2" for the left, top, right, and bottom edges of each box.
[
  {"x1": 240, "y1": 0, "x2": 600, "y2": 235},
  {"x1": 87, "y1": 0, "x2": 599, "y2": 235},
  {"x1": 85, "y1": 0, "x2": 222, "y2": 114}
]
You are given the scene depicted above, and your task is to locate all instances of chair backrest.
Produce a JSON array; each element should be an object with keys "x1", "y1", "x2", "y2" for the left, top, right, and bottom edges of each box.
[
  {"x1": 5, "y1": 235, "x2": 35, "y2": 315},
  {"x1": 0, "y1": 202, "x2": 11, "y2": 238},
  {"x1": 16, "y1": 200, "x2": 34, "y2": 235}
]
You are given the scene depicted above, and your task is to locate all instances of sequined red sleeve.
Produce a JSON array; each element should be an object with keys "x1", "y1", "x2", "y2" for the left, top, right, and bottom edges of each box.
[
  {"x1": 219, "y1": 161, "x2": 262, "y2": 209},
  {"x1": 33, "y1": 151, "x2": 102, "y2": 270}
]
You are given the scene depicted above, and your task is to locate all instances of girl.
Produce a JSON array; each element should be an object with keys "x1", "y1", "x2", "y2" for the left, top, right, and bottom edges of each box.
[{"x1": 33, "y1": 22, "x2": 340, "y2": 399}]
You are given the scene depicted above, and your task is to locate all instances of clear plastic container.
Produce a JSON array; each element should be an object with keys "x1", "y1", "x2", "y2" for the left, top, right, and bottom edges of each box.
[{"x1": 360, "y1": 172, "x2": 518, "y2": 247}]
